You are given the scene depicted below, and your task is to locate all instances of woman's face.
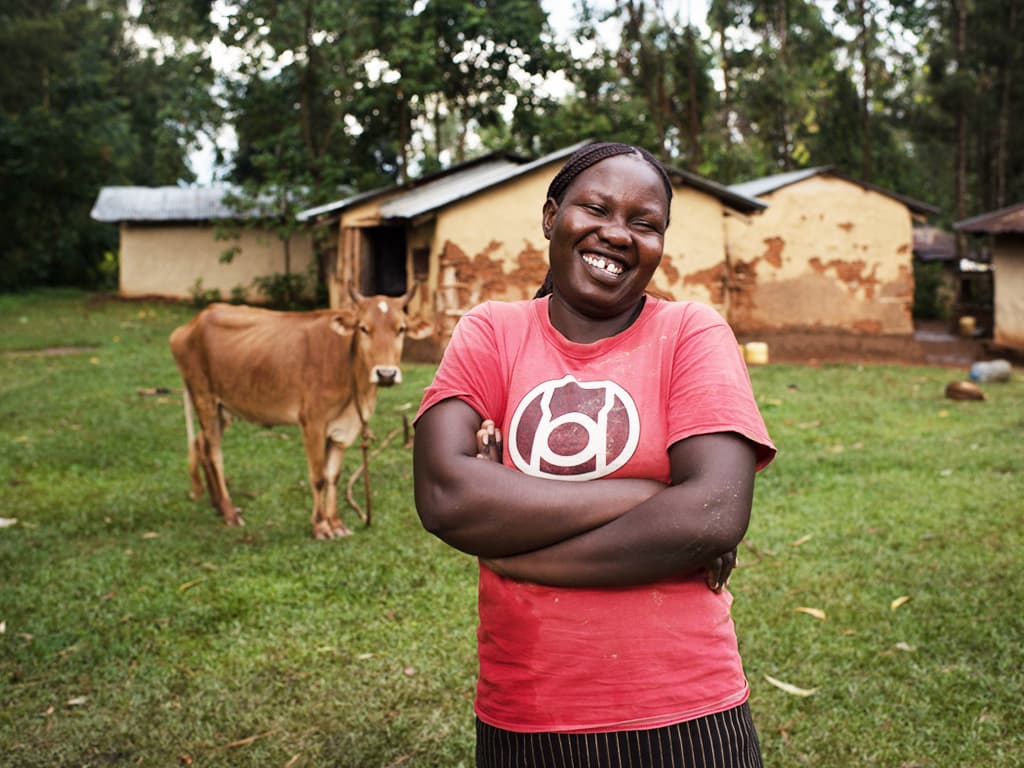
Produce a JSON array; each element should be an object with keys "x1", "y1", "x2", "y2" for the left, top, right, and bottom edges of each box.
[{"x1": 542, "y1": 153, "x2": 669, "y2": 323}]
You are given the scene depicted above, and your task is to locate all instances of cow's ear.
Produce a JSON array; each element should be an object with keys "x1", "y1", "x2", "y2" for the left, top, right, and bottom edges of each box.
[
  {"x1": 330, "y1": 308, "x2": 358, "y2": 336},
  {"x1": 405, "y1": 318, "x2": 434, "y2": 340}
]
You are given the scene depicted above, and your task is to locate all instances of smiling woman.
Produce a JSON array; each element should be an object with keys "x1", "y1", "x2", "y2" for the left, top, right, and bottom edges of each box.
[{"x1": 413, "y1": 142, "x2": 776, "y2": 768}]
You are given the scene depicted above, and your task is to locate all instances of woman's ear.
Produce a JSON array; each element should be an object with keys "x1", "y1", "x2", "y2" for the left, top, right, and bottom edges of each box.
[{"x1": 542, "y1": 198, "x2": 558, "y2": 240}]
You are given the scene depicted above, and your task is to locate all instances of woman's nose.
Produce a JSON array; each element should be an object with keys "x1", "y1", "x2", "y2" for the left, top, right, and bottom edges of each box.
[{"x1": 599, "y1": 219, "x2": 630, "y2": 246}]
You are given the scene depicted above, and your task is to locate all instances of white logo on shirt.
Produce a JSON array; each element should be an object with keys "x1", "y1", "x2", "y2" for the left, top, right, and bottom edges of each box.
[{"x1": 508, "y1": 375, "x2": 640, "y2": 480}]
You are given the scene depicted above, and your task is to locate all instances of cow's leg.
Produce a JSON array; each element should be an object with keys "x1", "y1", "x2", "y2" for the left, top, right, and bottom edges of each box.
[
  {"x1": 322, "y1": 439, "x2": 351, "y2": 538},
  {"x1": 181, "y1": 387, "x2": 205, "y2": 500},
  {"x1": 301, "y1": 423, "x2": 350, "y2": 539},
  {"x1": 193, "y1": 398, "x2": 244, "y2": 527}
]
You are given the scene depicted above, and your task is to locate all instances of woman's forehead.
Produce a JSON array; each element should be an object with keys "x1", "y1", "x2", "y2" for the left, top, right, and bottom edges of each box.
[{"x1": 567, "y1": 155, "x2": 669, "y2": 205}]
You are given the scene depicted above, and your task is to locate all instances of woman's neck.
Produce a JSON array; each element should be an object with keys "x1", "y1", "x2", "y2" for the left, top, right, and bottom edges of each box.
[{"x1": 547, "y1": 294, "x2": 647, "y2": 344}]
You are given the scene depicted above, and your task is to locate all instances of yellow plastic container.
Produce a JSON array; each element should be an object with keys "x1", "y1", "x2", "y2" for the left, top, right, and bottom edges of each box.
[
  {"x1": 959, "y1": 316, "x2": 976, "y2": 337},
  {"x1": 743, "y1": 341, "x2": 769, "y2": 365}
]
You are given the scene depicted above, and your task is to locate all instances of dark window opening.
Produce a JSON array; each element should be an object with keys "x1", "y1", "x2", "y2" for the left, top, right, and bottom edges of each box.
[
  {"x1": 359, "y1": 226, "x2": 408, "y2": 296},
  {"x1": 412, "y1": 247, "x2": 430, "y2": 283}
]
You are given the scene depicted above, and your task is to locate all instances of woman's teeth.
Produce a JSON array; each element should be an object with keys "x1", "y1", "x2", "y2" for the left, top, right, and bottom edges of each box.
[{"x1": 583, "y1": 254, "x2": 623, "y2": 275}]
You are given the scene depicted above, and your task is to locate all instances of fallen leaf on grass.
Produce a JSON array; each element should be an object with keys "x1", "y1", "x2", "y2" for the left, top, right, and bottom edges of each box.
[
  {"x1": 791, "y1": 534, "x2": 813, "y2": 547},
  {"x1": 890, "y1": 595, "x2": 912, "y2": 611},
  {"x1": 793, "y1": 607, "x2": 827, "y2": 620},
  {"x1": 141, "y1": 532, "x2": 159, "y2": 539},
  {"x1": 284, "y1": 755, "x2": 302, "y2": 767},
  {"x1": 0, "y1": 518, "x2": 18, "y2": 528},
  {"x1": 177, "y1": 578, "x2": 205, "y2": 593},
  {"x1": 220, "y1": 729, "x2": 280, "y2": 750},
  {"x1": 0, "y1": 620, "x2": 5, "y2": 633},
  {"x1": 66, "y1": 696, "x2": 87, "y2": 707},
  {"x1": 764, "y1": 674, "x2": 818, "y2": 697},
  {"x1": 895, "y1": 642, "x2": 916, "y2": 652}
]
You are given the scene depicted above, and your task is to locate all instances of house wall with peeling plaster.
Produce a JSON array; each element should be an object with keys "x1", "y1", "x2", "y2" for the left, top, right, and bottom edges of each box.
[
  {"x1": 994, "y1": 235, "x2": 1024, "y2": 348},
  {"x1": 724, "y1": 176, "x2": 915, "y2": 335}
]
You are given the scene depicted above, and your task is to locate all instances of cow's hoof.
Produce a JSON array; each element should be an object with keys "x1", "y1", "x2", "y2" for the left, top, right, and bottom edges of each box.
[
  {"x1": 224, "y1": 510, "x2": 245, "y2": 527},
  {"x1": 331, "y1": 527, "x2": 353, "y2": 539}
]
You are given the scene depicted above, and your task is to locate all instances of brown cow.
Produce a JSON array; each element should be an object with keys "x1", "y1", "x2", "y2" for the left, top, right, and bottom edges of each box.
[{"x1": 169, "y1": 287, "x2": 432, "y2": 539}]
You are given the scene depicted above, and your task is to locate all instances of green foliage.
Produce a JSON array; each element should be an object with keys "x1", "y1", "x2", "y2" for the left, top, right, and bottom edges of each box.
[
  {"x1": 188, "y1": 279, "x2": 222, "y2": 308},
  {"x1": 251, "y1": 271, "x2": 315, "y2": 311},
  {"x1": 2, "y1": 292, "x2": 1023, "y2": 766},
  {"x1": 0, "y1": 1, "x2": 218, "y2": 291},
  {"x1": 912, "y1": 260, "x2": 954, "y2": 320}
]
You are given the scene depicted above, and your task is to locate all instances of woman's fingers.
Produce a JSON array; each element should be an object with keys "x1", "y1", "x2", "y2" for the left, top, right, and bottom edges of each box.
[{"x1": 475, "y1": 419, "x2": 503, "y2": 462}]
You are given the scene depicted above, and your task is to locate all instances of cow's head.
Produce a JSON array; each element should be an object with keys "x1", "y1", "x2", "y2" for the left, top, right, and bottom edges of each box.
[{"x1": 331, "y1": 283, "x2": 433, "y2": 386}]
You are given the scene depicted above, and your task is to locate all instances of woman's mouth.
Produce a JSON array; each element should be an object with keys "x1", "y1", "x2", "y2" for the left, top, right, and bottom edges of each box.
[{"x1": 582, "y1": 253, "x2": 624, "y2": 276}]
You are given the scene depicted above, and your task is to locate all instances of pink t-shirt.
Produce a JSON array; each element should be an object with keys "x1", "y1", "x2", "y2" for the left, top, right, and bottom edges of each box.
[{"x1": 416, "y1": 296, "x2": 775, "y2": 733}]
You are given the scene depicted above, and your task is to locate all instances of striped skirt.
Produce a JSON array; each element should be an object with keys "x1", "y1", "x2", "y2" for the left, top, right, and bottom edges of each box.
[{"x1": 476, "y1": 704, "x2": 763, "y2": 768}]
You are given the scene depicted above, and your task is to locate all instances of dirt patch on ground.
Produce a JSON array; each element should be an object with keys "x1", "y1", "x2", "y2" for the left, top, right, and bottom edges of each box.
[{"x1": 735, "y1": 321, "x2": 1022, "y2": 369}]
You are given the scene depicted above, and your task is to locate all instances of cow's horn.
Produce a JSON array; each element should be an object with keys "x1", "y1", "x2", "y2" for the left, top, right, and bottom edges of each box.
[
  {"x1": 348, "y1": 282, "x2": 364, "y2": 303},
  {"x1": 400, "y1": 280, "x2": 419, "y2": 306}
]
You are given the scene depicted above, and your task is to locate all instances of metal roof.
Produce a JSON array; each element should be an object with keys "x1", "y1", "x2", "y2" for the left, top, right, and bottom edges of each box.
[
  {"x1": 667, "y1": 167, "x2": 765, "y2": 214},
  {"x1": 729, "y1": 167, "x2": 940, "y2": 217},
  {"x1": 297, "y1": 140, "x2": 766, "y2": 223},
  {"x1": 913, "y1": 225, "x2": 957, "y2": 262},
  {"x1": 955, "y1": 202, "x2": 1024, "y2": 234},
  {"x1": 729, "y1": 167, "x2": 828, "y2": 200},
  {"x1": 296, "y1": 141, "x2": 592, "y2": 223},
  {"x1": 90, "y1": 185, "x2": 258, "y2": 222}
]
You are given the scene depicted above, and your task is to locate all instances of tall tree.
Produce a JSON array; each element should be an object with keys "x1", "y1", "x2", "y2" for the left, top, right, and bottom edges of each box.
[{"x1": 0, "y1": 0, "x2": 214, "y2": 290}]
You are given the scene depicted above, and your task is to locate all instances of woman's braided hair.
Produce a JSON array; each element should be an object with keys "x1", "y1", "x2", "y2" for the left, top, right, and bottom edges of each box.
[{"x1": 535, "y1": 142, "x2": 673, "y2": 298}]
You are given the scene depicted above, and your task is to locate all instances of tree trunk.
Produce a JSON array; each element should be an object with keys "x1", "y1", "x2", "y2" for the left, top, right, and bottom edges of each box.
[
  {"x1": 953, "y1": 0, "x2": 968, "y2": 258},
  {"x1": 857, "y1": 0, "x2": 873, "y2": 181},
  {"x1": 686, "y1": 25, "x2": 702, "y2": 169},
  {"x1": 996, "y1": 0, "x2": 1020, "y2": 208},
  {"x1": 776, "y1": 0, "x2": 790, "y2": 169}
]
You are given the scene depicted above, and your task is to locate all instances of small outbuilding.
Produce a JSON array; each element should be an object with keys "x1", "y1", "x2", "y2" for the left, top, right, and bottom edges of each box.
[
  {"x1": 955, "y1": 202, "x2": 1024, "y2": 350},
  {"x1": 726, "y1": 168, "x2": 939, "y2": 335},
  {"x1": 298, "y1": 141, "x2": 765, "y2": 360},
  {"x1": 91, "y1": 186, "x2": 316, "y2": 302}
]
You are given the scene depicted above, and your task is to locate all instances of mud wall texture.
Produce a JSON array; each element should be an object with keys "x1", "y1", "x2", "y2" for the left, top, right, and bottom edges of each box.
[
  {"x1": 993, "y1": 235, "x2": 1024, "y2": 349},
  {"x1": 724, "y1": 176, "x2": 915, "y2": 335},
  {"x1": 653, "y1": 188, "x2": 730, "y2": 312},
  {"x1": 119, "y1": 223, "x2": 315, "y2": 302}
]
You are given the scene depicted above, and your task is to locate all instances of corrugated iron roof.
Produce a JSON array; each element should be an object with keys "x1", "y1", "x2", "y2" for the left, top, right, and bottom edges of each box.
[
  {"x1": 729, "y1": 167, "x2": 940, "y2": 216},
  {"x1": 913, "y1": 226, "x2": 957, "y2": 261},
  {"x1": 729, "y1": 167, "x2": 828, "y2": 200},
  {"x1": 955, "y1": 202, "x2": 1024, "y2": 234},
  {"x1": 667, "y1": 167, "x2": 765, "y2": 214},
  {"x1": 298, "y1": 140, "x2": 766, "y2": 223},
  {"x1": 377, "y1": 157, "x2": 527, "y2": 220},
  {"x1": 90, "y1": 185, "x2": 258, "y2": 222},
  {"x1": 297, "y1": 142, "x2": 592, "y2": 223}
]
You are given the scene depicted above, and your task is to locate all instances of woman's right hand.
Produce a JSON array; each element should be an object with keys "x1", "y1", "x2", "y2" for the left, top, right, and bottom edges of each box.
[{"x1": 704, "y1": 548, "x2": 738, "y2": 593}]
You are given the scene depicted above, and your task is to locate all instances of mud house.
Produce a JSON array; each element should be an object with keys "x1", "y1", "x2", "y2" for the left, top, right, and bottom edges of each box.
[
  {"x1": 726, "y1": 168, "x2": 939, "y2": 336},
  {"x1": 955, "y1": 202, "x2": 1024, "y2": 350},
  {"x1": 91, "y1": 186, "x2": 316, "y2": 302},
  {"x1": 297, "y1": 141, "x2": 765, "y2": 361}
]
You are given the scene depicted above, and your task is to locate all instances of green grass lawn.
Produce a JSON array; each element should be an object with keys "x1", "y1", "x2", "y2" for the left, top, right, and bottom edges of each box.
[{"x1": 1, "y1": 290, "x2": 1022, "y2": 767}]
